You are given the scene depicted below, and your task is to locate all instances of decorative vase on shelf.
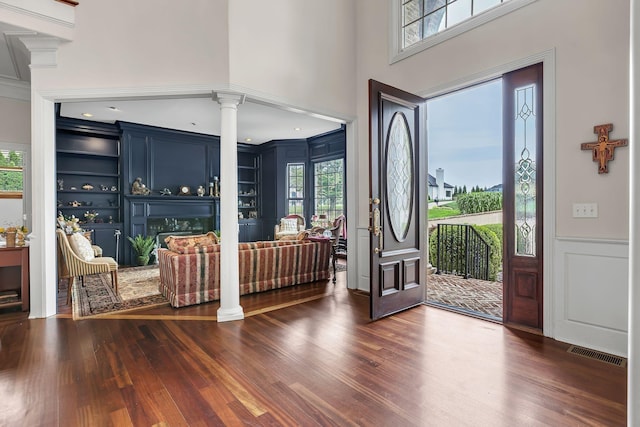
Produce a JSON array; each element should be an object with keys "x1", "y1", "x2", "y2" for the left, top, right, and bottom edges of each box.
[{"x1": 5, "y1": 231, "x2": 16, "y2": 247}]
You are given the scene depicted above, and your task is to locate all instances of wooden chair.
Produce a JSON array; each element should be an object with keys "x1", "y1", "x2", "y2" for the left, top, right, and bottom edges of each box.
[{"x1": 56, "y1": 228, "x2": 119, "y2": 305}]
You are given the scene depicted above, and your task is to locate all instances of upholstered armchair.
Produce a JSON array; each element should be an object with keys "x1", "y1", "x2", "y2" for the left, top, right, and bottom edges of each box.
[
  {"x1": 56, "y1": 229, "x2": 119, "y2": 305},
  {"x1": 274, "y1": 214, "x2": 306, "y2": 240}
]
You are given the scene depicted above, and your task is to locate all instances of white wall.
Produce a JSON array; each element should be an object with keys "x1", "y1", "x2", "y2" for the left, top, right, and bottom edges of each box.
[
  {"x1": 228, "y1": 0, "x2": 357, "y2": 119},
  {"x1": 355, "y1": 0, "x2": 630, "y2": 354},
  {"x1": 0, "y1": 97, "x2": 30, "y2": 143},
  {"x1": 38, "y1": 0, "x2": 230, "y2": 90}
]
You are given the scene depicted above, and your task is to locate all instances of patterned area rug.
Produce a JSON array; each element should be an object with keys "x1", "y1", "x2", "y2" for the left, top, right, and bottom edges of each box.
[
  {"x1": 426, "y1": 273, "x2": 503, "y2": 319},
  {"x1": 72, "y1": 265, "x2": 168, "y2": 319}
]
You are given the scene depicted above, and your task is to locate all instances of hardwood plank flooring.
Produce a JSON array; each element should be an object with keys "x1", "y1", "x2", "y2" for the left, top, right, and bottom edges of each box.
[{"x1": 1, "y1": 270, "x2": 627, "y2": 426}]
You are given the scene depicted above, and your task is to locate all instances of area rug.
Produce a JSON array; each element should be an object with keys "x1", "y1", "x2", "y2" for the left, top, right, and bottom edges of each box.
[{"x1": 72, "y1": 265, "x2": 168, "y2": 319}]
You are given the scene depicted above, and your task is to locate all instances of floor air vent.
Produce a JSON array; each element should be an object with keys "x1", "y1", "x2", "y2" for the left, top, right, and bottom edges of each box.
[{"x1": 567, "y1": 345, "x2": 627, "y2": 367}]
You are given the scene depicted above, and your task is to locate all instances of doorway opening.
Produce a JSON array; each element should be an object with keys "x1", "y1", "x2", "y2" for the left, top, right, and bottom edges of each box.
[
  {"x1": 425, "y1": 63, "x2": 544, "y2": 331},
  {"x1": 425, "y1": 78, "x2": 504, "y2": 322}
]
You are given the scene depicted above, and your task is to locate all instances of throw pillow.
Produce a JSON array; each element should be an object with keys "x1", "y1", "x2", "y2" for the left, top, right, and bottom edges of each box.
[
  {"x1": 280, "y1": 218, "x2": 299, "y2": 232},
  {"x1": 279, "y1": 230, "x2": 309, "y2": 241},
  {"x1": 68, "y1": 232, "x2": 95, "y2": 262},
  {"x1": 165, "y1": 232, "x2": 219, "y2": 252}
]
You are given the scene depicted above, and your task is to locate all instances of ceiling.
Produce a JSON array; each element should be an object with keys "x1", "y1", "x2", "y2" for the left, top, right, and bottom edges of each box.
[{"x1": 0, "y1": 23, "x2": 343, "y2": 145}]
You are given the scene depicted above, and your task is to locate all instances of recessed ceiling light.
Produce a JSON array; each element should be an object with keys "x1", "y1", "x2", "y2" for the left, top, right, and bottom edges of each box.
[
  {"x1": 191, "y1": 122, "x2": 197, "y2": 126},
  {"x1": 81, "y1": 113, "x2": 93, "y2": 118},
  {"x1": 294, "y1": 127, "x2": 302, "y2": 131},
  {"x1": 245, "y1": 138, "x2": 252, "y2": 142},
  {"x1": 108, "y1": 106, "x2": 119, "y2": 111}
]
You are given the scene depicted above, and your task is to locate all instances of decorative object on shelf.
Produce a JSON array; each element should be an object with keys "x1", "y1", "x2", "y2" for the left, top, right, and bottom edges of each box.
[
  {"x1": 238, "y1": 212, "x2": 244, "y2": 219},
  {"x1": 249, "y1": 211, "x2": 258, "y2": 219},
  {"x1": 160, "y1": 187, "x2": 172, "y2": 196},
  {"x1": 126, "y1": 234, "x2": 156, "y2": 266},
  {"x1": 57, "y1": 178, "x2": 64, "y2": 190},
  {"x1": 580, "y1": 123, "x2": 628, "y2": 174},
  {"x1": 209, "y1": 182, "x2": 214, "y2": 197},
  {"x1": 131, "y1": 177, "x2": 151, "y2": 195},
  {"x1": 82, "y1": 183, "x2": 94, "y2": 191},
  {"x1": 111, "y1": 185, "x2": 118, "y2": 192},
  {"x1": 178, "y1": 185, "x2": 191, "y2": 196},
  {"x1": 196, "y1": 185, "x2": 205, "y2": 197},
  {"x1": 69, "y1": 200, "x2": 81, "y2": 207},
  {"x1": 84, "y1": 210, "x2": 99, "y2": 223},
  {"x1": 5, "y1": 230, "x2": 16, "y2": 247},
  {"x1": 100, "y1": 184, "x2": 109, "y2": 191},
  {"x1": 57, "y1": 213, "x2": 82, "y2": 233},
  {"x1": 0, "y1": 226, "x2": 27, "y2": 247},
  {"x1": 213, "y1": 176, "x2": 220, "y2": 197},
  {"x1": 70, "y1": 186, "x2": 77, "y2": 190},
  {"x1": 248, "y1": 188, "x2": 255, "y2": 195},
  {"x1": 108, "y1": 216, "x2": 114, "y2": 224}
]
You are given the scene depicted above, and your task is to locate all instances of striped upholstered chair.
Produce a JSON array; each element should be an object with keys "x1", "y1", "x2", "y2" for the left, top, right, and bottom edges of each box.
[{"x1": 56, "y1": 228, "x2": 119, "y2": 305}]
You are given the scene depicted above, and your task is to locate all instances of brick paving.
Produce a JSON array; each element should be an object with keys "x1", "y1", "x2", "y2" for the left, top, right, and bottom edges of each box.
[{"x1": 426, "y1": 272, "x2": 503, "y2": 320}]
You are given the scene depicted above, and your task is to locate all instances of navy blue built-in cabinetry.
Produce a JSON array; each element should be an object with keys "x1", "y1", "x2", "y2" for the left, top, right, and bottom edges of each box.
[{"x1": 56, "y1": 119, "x2": 124, "y2": 260}]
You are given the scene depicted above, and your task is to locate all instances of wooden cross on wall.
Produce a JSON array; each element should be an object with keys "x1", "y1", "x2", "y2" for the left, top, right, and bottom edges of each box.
[{"x1": 580, "y1": 123, "x2": 628, "y2": 174}]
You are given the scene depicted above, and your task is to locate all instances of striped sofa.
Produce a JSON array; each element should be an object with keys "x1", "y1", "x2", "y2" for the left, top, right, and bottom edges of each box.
[{"x1": 157, "y1": 239, "x2": 332, "y2": 308}]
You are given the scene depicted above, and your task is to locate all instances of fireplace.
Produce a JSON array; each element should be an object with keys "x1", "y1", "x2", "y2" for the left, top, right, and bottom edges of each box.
[{"x1": 147, "y1": 216, "x2": 213, "y2": 249}]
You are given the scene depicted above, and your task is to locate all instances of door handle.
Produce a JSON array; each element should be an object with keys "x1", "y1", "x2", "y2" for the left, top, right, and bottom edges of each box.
[{"x1": 370, "y1": 197, "x2": 383, "y2": 254}]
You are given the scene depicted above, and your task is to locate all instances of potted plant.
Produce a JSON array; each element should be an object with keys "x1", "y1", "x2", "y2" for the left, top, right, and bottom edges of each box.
[{"x1": 126, "y1": 234, "x2": 156, "y2": 266}]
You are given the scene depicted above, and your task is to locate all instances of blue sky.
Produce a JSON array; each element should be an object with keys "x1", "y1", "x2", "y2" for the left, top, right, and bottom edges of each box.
[{"x1": 427, "y1": 78, "x2": 503, "y2": 190}]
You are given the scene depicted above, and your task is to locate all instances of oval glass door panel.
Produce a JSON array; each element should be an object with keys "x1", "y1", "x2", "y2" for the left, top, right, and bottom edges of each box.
[{"x1": 385, "y1": 112, "x2": 414, "y2": 242}]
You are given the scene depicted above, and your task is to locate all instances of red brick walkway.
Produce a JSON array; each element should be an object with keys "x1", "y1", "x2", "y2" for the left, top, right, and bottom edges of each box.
[{"x1": 426, "y1": 273, "x2": 503, "y2": 320}]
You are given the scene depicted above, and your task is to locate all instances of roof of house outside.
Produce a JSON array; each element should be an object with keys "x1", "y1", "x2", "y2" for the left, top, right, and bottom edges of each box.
[{"x1": 428, "y1": 173, "x2": 454, "y2": 189}]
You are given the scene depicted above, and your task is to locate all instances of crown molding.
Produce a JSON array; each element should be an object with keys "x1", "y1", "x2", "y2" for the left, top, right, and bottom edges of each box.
[
  {"x1": 0, "y1": 77, "x2": 29, "y2": 101},
  {"x1": 0, "y1": 1, "x2": 74, "y2": 29}
]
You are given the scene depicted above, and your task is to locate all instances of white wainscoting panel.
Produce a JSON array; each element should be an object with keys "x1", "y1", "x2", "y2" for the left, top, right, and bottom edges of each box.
[
  {"x1": 554, "y1": 237, "x2": 628, "y2": 357},
  {"x1": 357, "y1": 227, "x2": 371, "y2": 292}
]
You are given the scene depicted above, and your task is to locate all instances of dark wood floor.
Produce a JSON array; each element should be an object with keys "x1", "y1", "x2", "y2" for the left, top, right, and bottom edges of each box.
[{"x1": 0, "y1": 270, "x2": 627, "y2": 426}]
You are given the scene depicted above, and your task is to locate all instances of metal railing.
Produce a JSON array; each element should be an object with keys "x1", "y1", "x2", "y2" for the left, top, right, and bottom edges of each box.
[{"x1": 435, "y1": 224, "x2": 490, "y2": 280}]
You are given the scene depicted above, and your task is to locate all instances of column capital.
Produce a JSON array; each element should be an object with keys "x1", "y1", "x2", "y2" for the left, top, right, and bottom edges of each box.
[
  {"x1": 213, "y1": 91, "x2": 246, "y2": 106},
  {"x1": 19, "y1": 36, "x2": 61, "y2": 68}
]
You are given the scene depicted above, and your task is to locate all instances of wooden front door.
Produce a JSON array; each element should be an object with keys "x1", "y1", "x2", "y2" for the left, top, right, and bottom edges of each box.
[
  {"x1": 502, "y1": 63, "x2": 544, "y2": 331},
  {"x1": 369, "y1": 80, "x2": 427, "y2": 320}
]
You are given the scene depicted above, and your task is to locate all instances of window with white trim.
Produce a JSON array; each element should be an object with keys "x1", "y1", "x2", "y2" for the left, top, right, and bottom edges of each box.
[
  {"x1": 0, "y1": 149, "x2": 24, "y2": 199},
  {"x1": 392, "y1": 0, "x2": 536, "y2": 63},
  {"x1": 286, "y1": 163, "x2": 305, "y2": 215},
  {"x1": 313, "y1": 158, "x2": 344, "y2": 222}
]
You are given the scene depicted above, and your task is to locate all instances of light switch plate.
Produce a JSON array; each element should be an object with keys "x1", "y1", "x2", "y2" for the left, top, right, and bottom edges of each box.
[{"x1": 573, "y1": 203, "x2": 598, "y2": 218}]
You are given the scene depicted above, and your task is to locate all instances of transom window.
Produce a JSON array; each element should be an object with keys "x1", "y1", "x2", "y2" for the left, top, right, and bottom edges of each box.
[
  {"x1": 314, "y1": 159, "x2": 344, "y2": 222},
  {"x1": 0, "y1": 149, "x2": 24, "y2": 199},
  {"x1": 392, "y1": 0, "x2": 535, "y2": 63},
  {"x1": 286, "y1": 163, "x2": 305, "y2": 215},
  {"x1": 402, "y1": 0, "x2": 510, "y2": 48}
]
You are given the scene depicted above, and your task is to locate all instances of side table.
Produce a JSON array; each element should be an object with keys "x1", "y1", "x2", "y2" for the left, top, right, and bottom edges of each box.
[
  {"x1": 0, "y1": 245, "x2": 30, "y2": 312},
  {"x1": 308, "y1": 235, "x2": 337, "y2": 283}
]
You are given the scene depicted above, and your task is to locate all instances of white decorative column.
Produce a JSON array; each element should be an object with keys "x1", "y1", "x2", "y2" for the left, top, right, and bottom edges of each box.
[
  {"x1": 630, "y1": 0, "x2": 640, "y2": 423},
  {"x1": 214, "y1": 92, "x2": 245, "y2": 322},
  {"x1": 20, "y1": 36, "x2": 60, "y2": 318}
]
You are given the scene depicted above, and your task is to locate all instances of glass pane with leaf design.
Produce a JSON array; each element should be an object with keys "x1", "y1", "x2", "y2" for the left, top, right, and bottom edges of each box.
[
  {"x1": 385, "y1": 113, "x2": 413, "y2": 242},
  {"x1": 514, "y1": 84, "x2": 536, "y2": 256}
]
